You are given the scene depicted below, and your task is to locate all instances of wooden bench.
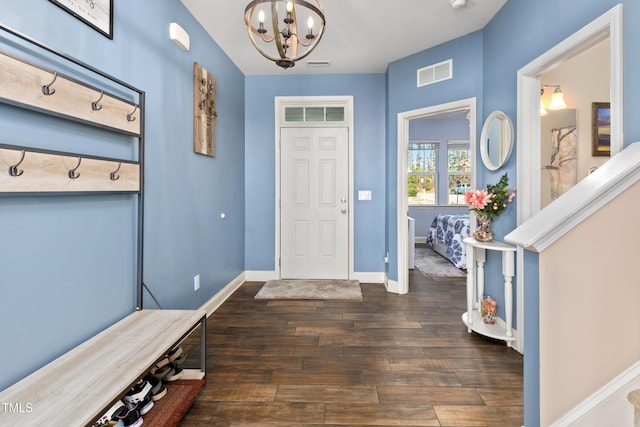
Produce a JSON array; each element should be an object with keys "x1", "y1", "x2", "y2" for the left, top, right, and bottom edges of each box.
[{"x1": 0, "y1": 309, "x2": 206, "y2": 425}]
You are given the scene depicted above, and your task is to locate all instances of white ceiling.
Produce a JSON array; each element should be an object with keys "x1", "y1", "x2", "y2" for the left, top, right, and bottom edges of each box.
[{"x1": 180, "y1": 0, "x2": 508, "y2": 75}]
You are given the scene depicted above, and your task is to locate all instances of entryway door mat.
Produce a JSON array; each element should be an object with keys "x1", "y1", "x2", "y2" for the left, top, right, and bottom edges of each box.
[
  {"x1": 255, "y1": 279, "x2": 362, "y2": 300},
  {"x1": 143, "y1": 379, "x2": 205, "y2": 427}
]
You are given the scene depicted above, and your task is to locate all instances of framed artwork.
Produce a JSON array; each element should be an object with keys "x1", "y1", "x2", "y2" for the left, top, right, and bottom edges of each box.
[
  {"x1": 193, "y1": 62, "x2": 217, "y2": 157},
  {"x1": 50, "y1": 0, "x2": 113, "y2": 39},
  {"x1": 591, "y1": 102, "x2": 610, "y2": 157}
]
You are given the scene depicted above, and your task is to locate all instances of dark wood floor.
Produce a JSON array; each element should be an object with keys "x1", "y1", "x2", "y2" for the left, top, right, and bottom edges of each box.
[{"x1": 179, "y1": 269, "x2": 523, "y2": 426}]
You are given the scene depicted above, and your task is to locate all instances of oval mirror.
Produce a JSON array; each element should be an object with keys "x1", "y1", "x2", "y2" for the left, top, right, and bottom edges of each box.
[{"x1": 480, "y1": 110, "x2": 514, "y2": 170}]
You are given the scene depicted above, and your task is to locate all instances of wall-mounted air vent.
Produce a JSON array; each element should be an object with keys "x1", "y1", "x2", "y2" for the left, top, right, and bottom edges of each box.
[{"x1": 417, "y1": 59, "x2": 453, "y2": 87}]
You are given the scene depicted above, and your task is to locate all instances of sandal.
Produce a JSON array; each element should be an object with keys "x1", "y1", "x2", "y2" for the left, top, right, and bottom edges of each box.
[
  {"x1": 168, "y1": 346, "x2": 183, "y2": 362},
  {"x1": 154, "y1": 355, "x2": 170, "y2": 368},
  {"x1": 171, "y1": 352, "x2": 187, "y2": 366},
  {"x1": 149, "y1": 364, "x2": 171, "y2": 380},
  {"x1": 162, "y1": 363, "x2": 184, "y2": 382},
  {"x1": 144, "y1": 375, "x2": 167, "y2": 401}
]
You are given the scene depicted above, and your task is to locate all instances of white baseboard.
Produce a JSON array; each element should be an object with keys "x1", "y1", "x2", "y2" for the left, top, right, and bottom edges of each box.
[
  {"x1": 352, "y1": 272, "x2": 385, "y2": 283},
  {"x1": 200, "y1": 272, "x2": 245, "y2": 317},
  {"x1": 245, "y1": 270, "x2": 386, "y2": 284},
  {"x1": 415, "y1": 236, "x2": 427, "y2": 244},
  {"x1": 385, "y1": 274, "x2": 402, "y2": 294},
  {"x1": 244, "y1": 270, "x2": 278, "y2": 282}
]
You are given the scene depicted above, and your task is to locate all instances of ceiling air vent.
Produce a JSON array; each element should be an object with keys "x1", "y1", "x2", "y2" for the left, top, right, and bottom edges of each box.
[
  {"x1": 306, "y1": 60, "x2": 331, "y2": 67},
  {"x1": 417, "y1": 59, "x2": 453, "y2": 87}
]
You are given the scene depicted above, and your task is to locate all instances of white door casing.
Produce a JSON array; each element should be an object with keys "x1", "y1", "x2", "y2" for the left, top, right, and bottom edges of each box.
[
  {"x1": 280, "y1": 127, "x2": 349, "y2": 279},
  {"x1": 397, "y1": 98, "x2": 477, "y2": 295},
  {"x1": 274, "y1": 96, "x2": 354, "y2": 282},
  {"x1": 514, "y1": 4, "x2": 622, "y2": 355}
]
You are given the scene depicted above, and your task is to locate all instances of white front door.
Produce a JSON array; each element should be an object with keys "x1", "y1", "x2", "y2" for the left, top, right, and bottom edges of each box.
[{"x1": 280, "y1": 127, "x2": 349, "y2": 279}]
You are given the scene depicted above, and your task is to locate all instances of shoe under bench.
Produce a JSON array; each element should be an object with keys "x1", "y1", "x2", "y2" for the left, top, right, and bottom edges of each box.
[{"x1": 0, "y1": 309, "x2": 206, "y2": 425}]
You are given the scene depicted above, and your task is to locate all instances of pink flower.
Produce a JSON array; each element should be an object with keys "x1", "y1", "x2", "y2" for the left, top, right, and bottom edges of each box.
[{"x1": 465, "y1": 189, "x2": 492, "y2": 210}]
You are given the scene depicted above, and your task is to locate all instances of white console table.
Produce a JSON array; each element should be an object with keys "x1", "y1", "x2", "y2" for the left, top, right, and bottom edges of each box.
[{"x1": 462, "y1": 237, "x2": 516, "y2": 347}]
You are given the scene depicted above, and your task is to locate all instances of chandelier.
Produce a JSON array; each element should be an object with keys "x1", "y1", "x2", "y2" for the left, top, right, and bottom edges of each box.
[{"x1": 244, "y1": 0, "x2": 326, "y2": 69}]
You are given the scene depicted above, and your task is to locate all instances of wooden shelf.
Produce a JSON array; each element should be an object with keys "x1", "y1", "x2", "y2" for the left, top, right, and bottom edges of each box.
[
  {"x1": 0, "y1": 146, "x2": 139, "y2": 193},
  {"x1": 0, "y1": 310, "x2": 206, "y2": 425},
  {"x1": 462, "y1": 311, "x2": 516, "y2": 343},
  {"x1": 0, "y1": 51, "x2": 141, "y2": 135}
]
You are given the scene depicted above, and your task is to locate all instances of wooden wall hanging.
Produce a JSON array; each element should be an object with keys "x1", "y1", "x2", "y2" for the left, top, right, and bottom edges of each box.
[{"x1": 193, "y1": 62, "x2": 217, "y2": 157}]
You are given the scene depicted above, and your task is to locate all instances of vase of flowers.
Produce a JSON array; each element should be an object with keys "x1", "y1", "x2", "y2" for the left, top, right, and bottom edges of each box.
[
  {"x1": 474, "y1": 213, "x2": 493, "y2": 242},
  {"x1": 465, "y1": 173, "x2": 516, "y2": 242}
]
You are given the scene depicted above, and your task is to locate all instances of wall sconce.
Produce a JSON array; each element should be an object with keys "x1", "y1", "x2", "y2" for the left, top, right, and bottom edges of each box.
[
  {"x1": 540, "y1": 88, "x2": 548, "y2": 116},
  {"x1": 541, "y1": 84, "x2": 567, "y2": 111}
]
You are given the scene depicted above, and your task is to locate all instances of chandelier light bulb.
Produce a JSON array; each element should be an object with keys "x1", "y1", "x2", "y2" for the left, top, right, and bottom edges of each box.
[
  {"x1": 286, "y1": 1, "x2": 293, "y2": 12},
  {"x1": 308, "y1": 16, "x2": 314, "y2": 29},
  {"x1": 258, "y1": 10, "x2": 265, "y2": 23}
]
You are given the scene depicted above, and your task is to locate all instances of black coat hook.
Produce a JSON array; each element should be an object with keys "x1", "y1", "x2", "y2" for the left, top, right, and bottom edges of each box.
[
  {"x1": 68, "y1": 157, "x2": 82, "y2": 179},
  {"x1": 8, "y1": 150, "x2": 25, "y2": 177},
  {"x1": 110, "y1": 162, "x2": 121, "y2": 181},
  {"x1": 92, "y1": 91, "x2": 104, "y2": 111},
  {"x1": 127, "y1": 105, "x2": 138, "y2": 122},
  {"x1": 42, "y1": 72, "x2": 58, "y2": 96}
]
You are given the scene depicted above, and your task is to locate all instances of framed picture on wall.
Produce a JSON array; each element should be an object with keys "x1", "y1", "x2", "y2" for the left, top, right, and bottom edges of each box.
[
  {"x1": 49, "y1": 0, "x2": 113, "y2": 39},
  {"x1": 193, "y1": 62, "x2": 217, "y2": 157},
  {"x1": 591, "y1": 102, "x2": 610, "y2": 157}
]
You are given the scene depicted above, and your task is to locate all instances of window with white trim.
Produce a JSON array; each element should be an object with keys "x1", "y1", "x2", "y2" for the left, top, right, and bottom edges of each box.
[
  {"x1": 408, "y1": 141, "x2": 438, "y2": 205},
  {"x1": 447, "y1": 140, "x2": 471, "y2": 205}
]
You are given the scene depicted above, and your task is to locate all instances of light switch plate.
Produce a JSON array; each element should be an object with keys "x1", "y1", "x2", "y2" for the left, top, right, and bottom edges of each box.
[{"x1": 358, "y1": 190, "x2": 372, "y2": 200}]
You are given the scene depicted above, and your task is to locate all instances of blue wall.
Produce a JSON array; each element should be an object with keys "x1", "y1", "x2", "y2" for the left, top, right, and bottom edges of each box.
[
  {"x1": 386, "y1": 31, "x2": 484, "y2": 281},
  {"x1": 0, "y1": 0, "x2": 245, "y2": 390},
  {"x1": 483, "y1": 1, "x2": 640, "y2": 425},
  {"x1": 4, "y1": 1, "x2": 640, "y2": 422},
  {"x1": 244, "y1": 74, "x2": 386, "y2": 274}
]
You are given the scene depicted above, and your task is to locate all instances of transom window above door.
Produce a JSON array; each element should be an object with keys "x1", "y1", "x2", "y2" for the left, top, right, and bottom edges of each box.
[{"x1": 284, "y1": 106, "x2": 345, "y2": 123}]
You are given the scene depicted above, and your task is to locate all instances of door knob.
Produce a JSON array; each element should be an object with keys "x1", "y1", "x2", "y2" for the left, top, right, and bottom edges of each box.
[
  {"x1": 341, "y1": 208, "x2": 347, "y2": 214},
  {"x1": 341, "y1": 197, "x2": 347, "y2": 203}
]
